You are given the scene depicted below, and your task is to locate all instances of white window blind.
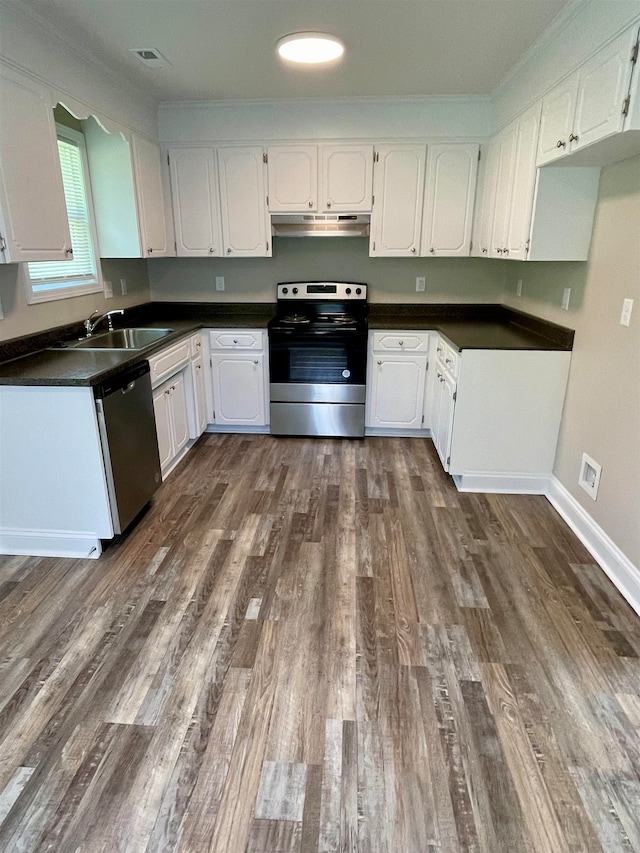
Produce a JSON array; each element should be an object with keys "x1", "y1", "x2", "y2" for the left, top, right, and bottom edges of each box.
[{"x1": 25, "y1": 126, "x2": 102, "y2": 303}]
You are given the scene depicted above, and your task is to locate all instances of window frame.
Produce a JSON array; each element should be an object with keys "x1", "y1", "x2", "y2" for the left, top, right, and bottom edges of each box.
[{"x1": 23, "y1": 124, "x2": 103, "y2": 305}]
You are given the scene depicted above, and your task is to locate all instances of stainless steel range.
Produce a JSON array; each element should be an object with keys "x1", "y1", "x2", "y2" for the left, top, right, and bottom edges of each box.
[{"x1": 268, "y1": 281, "x2": 368, "y2": 437}]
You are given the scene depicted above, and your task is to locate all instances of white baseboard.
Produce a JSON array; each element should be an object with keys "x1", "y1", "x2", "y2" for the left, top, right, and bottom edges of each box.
[
  {"x1": 365, "y1": 427, "x2": 431, "y2": 437},
  {"x1": 546, "y1": 476, "x2": 640, "y2": 618},
  {"x1": 205, "y1": 425, "x2": 270, "y2": 435},
  {"x1": 0, "y1": 529, "x2": 102, "y2": 559},
  {"x1": 453, "y1": 472, "x2": 551, "y2": 494}
]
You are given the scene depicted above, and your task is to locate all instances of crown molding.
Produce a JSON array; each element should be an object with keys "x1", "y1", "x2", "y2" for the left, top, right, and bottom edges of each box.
[{"x1": 158, "y1": 94, "x2": 492, "y2": 111}]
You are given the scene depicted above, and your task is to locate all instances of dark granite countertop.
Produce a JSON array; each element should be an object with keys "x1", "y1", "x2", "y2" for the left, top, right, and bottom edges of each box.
[{"x1": 0, "y1": 301, "x2": 573, "y2": 387}]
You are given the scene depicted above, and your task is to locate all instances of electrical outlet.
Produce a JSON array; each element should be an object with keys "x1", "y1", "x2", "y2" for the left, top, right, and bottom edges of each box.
[
  {"x1": 620, "y1": 298, "x2": 634, "y2": 326},
  {"x1": 103, "y1": 280, "x2": 113, "y2": 299},
  {"x1": 578, "y1": 452, "x2": 602, "y2": 500},
  {"x1": 120, "y1": 278, "x2": 127, "y2": 295},
  {"x1": 562, "y1": 287, "x2": 571, "y2": 310},
  {"x1": 416, "y1": 276, "x2": 426, "y2": 293},
  {"x1": 215, "y1": 276, "x2": 225, "y2": 292},
  {"x1": 516, "y1": 278, "x2": 523, "y2": 297}
]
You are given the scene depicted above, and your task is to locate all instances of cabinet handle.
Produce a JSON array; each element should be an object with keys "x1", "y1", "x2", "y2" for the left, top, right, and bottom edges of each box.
[
  {"x1": 437, "y1": 347, "x2": 442, "y2": 354},
  {"x1": 308, "y1": 200, "x2": 313, "y2": 208},
  {"x1": 569, "y1": 133, "x2": 579, "y2": 142},
  {"x1": 227, "y1": 248, "x2": 232, "y2": 254},
  {"x1": 253, "y1": 359, "x2": 259, "y2": 364},
  {"x1": 196, "y1": 364, "x2": 201, "y2": 370},
  {"x1": 148, "y1": 247, "x2": 153, "y2": 254},
  {"x1": 496, "y1": 248, "x2": 503, "y2": 254},
  {"x1": 233, "y1": 339, "x2": 238, "y2": 344},
  {"x1": 65, "y1": 247, "x2": 73, "y2": 256},
  {"x1": 429, "y1": 247, "x2": 435, "y2": 254},
  {"x1": 377, "y1": 360, "x2": 382, "y2": 365},
  {"x1": 556, "y1": 140, "x2": 566, "y2": 149},
  {"x1": 503, "y1": 248, "x2": 509, "y2": 255},
  {"x1": 165, "y1": 389, "x2": 170, "y2": 395},
  {"x1": 482, "y1": 247, "x2": 487, "y2": 254},
  {"x1": 209, "y1": 247, "x2": 214, "y2": 254},
  {"x1": 445, "y1": 358, "x2": 452, "y2": 366},
  {"x1": 326, "y1": 201, "x2": 331, "y2": 208},
  {"x1": 411, "y1": 247, "x2": 416, "y2": 254}
]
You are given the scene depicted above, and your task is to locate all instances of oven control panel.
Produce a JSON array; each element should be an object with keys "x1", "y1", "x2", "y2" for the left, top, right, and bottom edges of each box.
[{"x1": 277, "y1": 282, "x2": 367, "y2": 301}]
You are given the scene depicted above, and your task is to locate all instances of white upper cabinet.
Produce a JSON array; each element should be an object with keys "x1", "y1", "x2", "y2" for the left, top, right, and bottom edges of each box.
[
  {"x1": 168, "y1": 147, "x2": 222, "y2": 257},
  {"x1": 474, "y1": 136, "x2": 501, "y2": 257},
  {"x1": 370, "y1": 144, "x2": 426, "y2": 257},
  {"x1": 0, "y1": 66, "x2": 72, "y2": 263},
  {"x1": 420, "y1": 144, "x2": 478, "y2": 257},
  {"x1": 490, "y1": 121, "x2": 518, "y2": 258},
  {"x1": 321, "y1": 144, "x2": 374, "y2": 212},
  {"x1": 505, "y1": 103, "x2": 542, "y2": 260},
  {"x1": 267, "y1": 145, "x2": 318, "y2": 212},
  {"x1": 132, "y1": 135, "x2": 170, "y2": 257},
  {"x1": 538, "y1": 26, "x2": 638, "y2": 165},
  {"x1": 218, "y1": 146, "x2": 271, "y2": 257}
]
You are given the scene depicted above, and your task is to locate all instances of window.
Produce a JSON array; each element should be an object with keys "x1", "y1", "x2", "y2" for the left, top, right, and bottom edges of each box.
[{"x1": 24, "y1": 125, "x2": 102, "y2": 304}]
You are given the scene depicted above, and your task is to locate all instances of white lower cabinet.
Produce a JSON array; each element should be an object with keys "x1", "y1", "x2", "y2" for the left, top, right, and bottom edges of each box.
[
  {"x1": 431, "y1": 341, "x2": 458, "y2": 470},
  {"x1": 366, "y1": 332, "x2": 429, "y2": 430},
  {"x1": 208, "y1": 329, "x2": 269, "y2": 428},
  {"x1": 153, "y1": 371, "x2": 189, "y2": 473}
]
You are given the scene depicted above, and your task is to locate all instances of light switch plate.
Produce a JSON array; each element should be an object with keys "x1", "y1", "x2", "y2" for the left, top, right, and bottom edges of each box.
[
  {"x1": 216, "y1": 276, "x2": 225, "y2": 291},
  {"x1": 416, "y1": 276, "x2": 426, "y2": 292},
  {"x1": 620, "y1": 298, "x2": 633, "y2": 326}
]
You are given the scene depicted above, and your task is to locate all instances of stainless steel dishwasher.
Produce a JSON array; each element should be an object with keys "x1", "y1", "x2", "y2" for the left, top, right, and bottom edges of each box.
[{"x1": 94, "y1": 362, "x2": 162, "y2": 534}]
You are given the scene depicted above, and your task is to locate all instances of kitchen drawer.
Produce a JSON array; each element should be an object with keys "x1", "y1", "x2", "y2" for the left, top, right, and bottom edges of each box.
[
  {"x1": 148, "y1": 337, "x2": 191, "y2": 388},
  {"x1": 371, "y1": 331, "x2": 430, "y2": 353},
  {"x1": 190, "y1": 331, "x2": 204, "y2": 358},
  {"x1": 436, "y1": 337, "x2": 459, "y2": 378},
  {"x1": 208, "y1": 330, "x2": 265, "y2": 351}
]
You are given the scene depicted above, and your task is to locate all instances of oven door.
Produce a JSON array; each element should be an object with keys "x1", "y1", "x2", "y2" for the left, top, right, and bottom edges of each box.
[{"x1": 269, "y1": 331, "x2": 367, "y2": 404}]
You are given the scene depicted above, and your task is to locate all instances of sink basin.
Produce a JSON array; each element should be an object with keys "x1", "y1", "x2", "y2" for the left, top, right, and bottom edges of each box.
[{"x1": 71, "y1": 328, "x2": 174, "y2": 350}]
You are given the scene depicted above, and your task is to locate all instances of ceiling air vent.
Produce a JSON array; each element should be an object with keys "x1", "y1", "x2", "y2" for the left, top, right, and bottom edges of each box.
[{"x1": 129, "y1": 49, "x2": 169, "y2": 68}]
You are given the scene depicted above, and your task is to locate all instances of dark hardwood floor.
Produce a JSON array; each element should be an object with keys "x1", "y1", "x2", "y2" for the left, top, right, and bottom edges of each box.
[{"x1": 0, "y1": 434, "x2": 639, "y2": 852}]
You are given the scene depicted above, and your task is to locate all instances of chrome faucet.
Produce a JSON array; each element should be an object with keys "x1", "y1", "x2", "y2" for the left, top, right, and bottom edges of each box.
[{"x1": 84, "y1": 309, "x2": 124, "y2": 336}]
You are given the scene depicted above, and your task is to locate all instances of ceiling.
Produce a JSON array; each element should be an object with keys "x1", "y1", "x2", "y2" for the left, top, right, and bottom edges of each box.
[{"x1": 15, "y1": 0, "x2": 574, "y2": 102}]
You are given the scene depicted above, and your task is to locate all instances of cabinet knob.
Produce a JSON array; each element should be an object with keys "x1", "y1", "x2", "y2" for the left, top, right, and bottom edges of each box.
[
  {"x1": 496, "y1": 248, "x2": 503, "y2": 254},
  {"x1": 569, "y1": 133, "x2": 579, "y2": 142},
  {"x1": 377, "y1": 360, "x2": 382, "y2": 365},
  {"x1": 233, "y1": 339, "x2": 238, "y2": 344},
  {"x1": 430, "y1": 247, "x2": 435, "y2": 254},
  {"x1": 445, "y1": 358, "x2": 452, "y2": 366},
  {"x1": 398, "y1": 341, "x2": 404, "y2": 346},
  {"x1": 503, "y1": 248, "x2": 509, "y2": 255},
  {"x1": 482, "y1": 247, "x2": 487, "y2": 254},
  {"x1": 556, "y1": 140, "x2": 566, "y2": 149},
  {"x1": 308, "y1": 200, "x2": 313, "y2": 208},
  {"x1": 148, "y1": 247, "x2": 153, "y2": 254},
  {"x1": 411, "y1": 247, "x2": 416, "y2": 254},
  {"x1": 209, "y1": 247, "x2": 214, "y2": 254},
  {"x1": 326, "y1": 201, "x2": 331, "y2": 208},
  {"x1": 65, "y1": 247, "x2": 73, "y2": 256},
  {"x1": 253, "y1": 359, "x2": 259, "y2": 364},
  {"x1": 227, "y1": 248, "x2": 232, "y2": 254}
]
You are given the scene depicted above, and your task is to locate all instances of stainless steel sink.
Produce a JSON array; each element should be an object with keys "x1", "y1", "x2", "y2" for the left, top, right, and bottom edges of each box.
[{"x1": 70, "y1": 328, "x2": 174, "y2": 350}]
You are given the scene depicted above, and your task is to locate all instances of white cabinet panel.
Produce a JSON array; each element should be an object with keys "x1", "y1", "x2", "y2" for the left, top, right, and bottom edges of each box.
[
  {"x1": 475, "y1": 136, "x2": 500, "y2": 257},
  {"x1": 537, "y1": 77, "x2": 578, "y2": 166},
  {"x1": 490, "y1": 122, "x2": 518, "y2": 257},
  {"x1": 153, "y1": 369, "x2": 189, "y2": 475},
  {"x1": 218, "y1": 146, "x2": 271, "y2": 257},
  {"x1": 169, "y1": 147, "x2": 222, "y2": 257},
  {"x1": 211, "y1": 353, "x2": 267, "y2": 426},
  {"x1": 421, "y1": 144, "x2": 478, "y2": 257},
  {"x1": 132, "y1": 135, "x2": 169, "y2": 257},
  {"x1": 505, "y1": 103, "x2": 541, "y2": 260},
  {"x1": 433, "y1": 368, "x2": 456, "y2": 470},
  {"x1": 190, "y1": 356, "x2": 208, "y2": 437},
  {"x1": 153, "y1": 384, "x2": 173, "y2": 472},
  {"x1": 367, "y1": 354, "x2": 427, "y2": 429},
  {"x1": 322, "y1": 144, "x2": 374, "y2": 212},
  {"x1": 0, "y1": 67, "x2": 72, "y2": 263},
  {"x1": 370, "y1": 144, "x2": 425, "y2": 257},
  {"x1": 267, "y1": 145, "x2": 317, "y2": 212}
]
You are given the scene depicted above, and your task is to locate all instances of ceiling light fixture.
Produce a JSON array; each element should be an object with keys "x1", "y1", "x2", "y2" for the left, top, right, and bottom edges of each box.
[{"x1": 277, "y1": 32, "x2": 345, "y2": 65}]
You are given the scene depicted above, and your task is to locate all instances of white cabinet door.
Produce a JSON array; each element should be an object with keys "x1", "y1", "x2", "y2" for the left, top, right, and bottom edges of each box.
[
  {"x1": 367, "y1": 355, "x2": 427, "y2": 429},
  {"x1": 190, "y1": 355, "x2": 208, "y2": 437},
  {"x1": 433, "y1": 369, "x2": 456, "y2": 470},
  {"x1": 505, "y1": 102, "x2": 541, "y2": 260},
  {"x1": 490, "y1": 121, "x2": 518, "y2": 257},
  {"x1": 573, "y1": 27, "x2": 637, "y2": 151},
  {"x1": 267, "y1": 145, "x2": 318, "y2": 212},
  {"x1": 218, "y1": 146, "x2": 271, "y2": 257},
  {"x1": 0, "y1": 67, "x2": 72, "y2": 263},
  {"x1": 421, "y1": 144, "x2": 478, "y2": 257},
  {"x1": 169, "y1": 147, "x2": 222, "y2": 257},
  {"x1": 211, "y1": 353, "x2": 267, "y2": 426},
  {"x1": 321, "y1": 144, "x2": 374, "y2": 212},
  {"x1": 537, "y1": 76, "x2": 579, "y2": 165},
  {"x1": 475, "y1": 136, "x2": 501, "y2": 257},
  {"x1": 170, "y1": 371, "x2": 190, "y2": 455},
  {"x1": 153, "y1": 383, "x2": 174, "y2": 472},
  {"x1": 132, "y1": 135, "x2": 169, "y2": 257},
  {"x1": 370, "y1": 145, "x2": 426, "y2": 257}
]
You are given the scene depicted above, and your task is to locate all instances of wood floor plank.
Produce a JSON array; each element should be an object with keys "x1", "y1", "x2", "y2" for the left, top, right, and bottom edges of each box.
[{"x1": 0, "y1": 434, "x2": 637, "y2": 852}]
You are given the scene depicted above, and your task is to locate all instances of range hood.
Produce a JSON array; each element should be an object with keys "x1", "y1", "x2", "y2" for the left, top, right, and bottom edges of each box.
[{"x1": 271, "y1": 214, "x2": 370, "y2": 238}]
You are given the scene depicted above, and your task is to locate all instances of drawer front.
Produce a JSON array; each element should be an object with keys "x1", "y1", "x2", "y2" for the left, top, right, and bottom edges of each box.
[
  {"x1": 209, "y1": 330, "x2": 265, "y2": 351},
  {"x1": 148, "y1": 338, "x2": 191, "y2": 388},
  {"x1": 372, "y1": 331, "x2": 429, "y2": 353},
  {"x1": 190, "y1": 332, "x2": 204, "y2": 358},
  {"x1": 436, "y1": 338, "x2": 459, "y2": 378}
]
